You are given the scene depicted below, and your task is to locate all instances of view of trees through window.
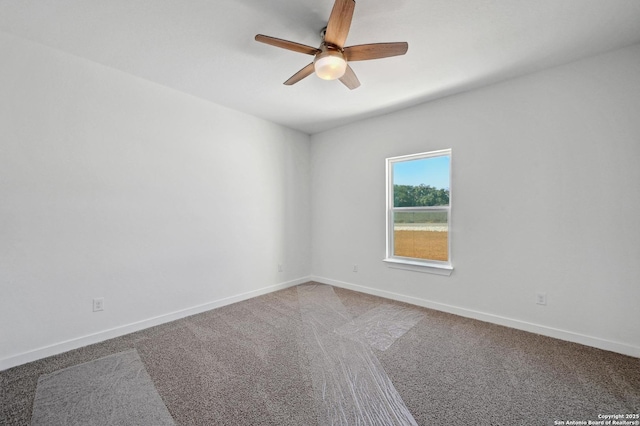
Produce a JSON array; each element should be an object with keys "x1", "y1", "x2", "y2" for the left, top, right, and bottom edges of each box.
[
  {"x1": 390, "y1": 153, "x2": 451, "y2": 263},
  {"x1": 394, "y1": 184, "x2": 449, "y2": 208}
]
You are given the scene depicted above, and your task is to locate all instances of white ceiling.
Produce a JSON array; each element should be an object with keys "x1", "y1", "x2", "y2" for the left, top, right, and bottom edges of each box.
[{"x1": 2, "y1": 0, "x2": 640, "y2": 134}]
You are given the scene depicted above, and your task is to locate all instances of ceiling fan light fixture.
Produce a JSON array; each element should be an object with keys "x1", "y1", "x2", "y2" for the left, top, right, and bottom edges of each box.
[
  {"x1": 255, "y1": 0, "x2": 408, "y2": 90},
  {"x1": 314, "y1": 49, "x2": 347, "y2": 80}
]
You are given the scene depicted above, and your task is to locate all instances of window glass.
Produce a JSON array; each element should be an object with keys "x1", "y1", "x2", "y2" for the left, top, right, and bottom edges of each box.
[
  {"x1": 393, "y1": 211, "x2": 448, "y2": 261},
  {"x1": 393, "y1": 157, "x2": 450, "y2": 207},
  {"x1": 386, "y1": 150, "x2": 452, "y2": 270}
]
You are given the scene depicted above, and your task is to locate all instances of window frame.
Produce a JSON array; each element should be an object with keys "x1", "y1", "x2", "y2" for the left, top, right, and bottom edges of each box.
[{"x1": 384, "y1": 149, "x2": 453, "y2": 275}]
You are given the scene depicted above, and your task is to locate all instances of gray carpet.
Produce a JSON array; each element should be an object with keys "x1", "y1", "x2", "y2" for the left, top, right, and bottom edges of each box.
[
  {"x1": 2, "y1": 282, "x2": 639, "y2": 425},
  {"x1": 135, "y1": 287, "x2": 317, "y2": 425},
  {"x1": 297, "y1": 284, "x2": 417, "y2": 425},
  {"x1": 30, "y1": 349, "x2": 174, "y2": 426},
  {"x1": 334, "y1": 302, "x2": 424, "y2": 351}
]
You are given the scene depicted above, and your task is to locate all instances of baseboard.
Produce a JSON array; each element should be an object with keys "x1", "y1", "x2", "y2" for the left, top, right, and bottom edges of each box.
[
  {"x1": 0, "y1": 276, "x2": 311, "y2": 371},
  {"x1": 311, "y1": 275, "x2": 640, "y2": 359}
]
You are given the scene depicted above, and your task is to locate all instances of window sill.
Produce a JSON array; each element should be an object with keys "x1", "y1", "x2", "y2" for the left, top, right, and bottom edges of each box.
[{"x1": 383, "y1": 258, "x2": 453, "y2": 276}]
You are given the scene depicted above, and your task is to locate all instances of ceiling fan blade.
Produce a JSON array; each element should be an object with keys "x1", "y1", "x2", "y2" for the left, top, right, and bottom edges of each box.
[
  {"x1": 344, "y1": 42, "x2": 408, "y2": 61},
  {"x1": 255, "y1": 34, "x2": 320, "y2": 55},
  {"x1": 339, "y1": 65, "x2": 360, "y2": 90},
  {"x1": 324, "y1": 0, "x2": 355, "y2": 47},
  {"x1": 284, "y1": 63, "x2": 316, "y2": 85}
]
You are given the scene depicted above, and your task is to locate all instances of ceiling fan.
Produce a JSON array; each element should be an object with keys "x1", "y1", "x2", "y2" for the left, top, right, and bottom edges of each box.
[{"x1": 255, "y1": 0, "x2": 408, "y2": 90}]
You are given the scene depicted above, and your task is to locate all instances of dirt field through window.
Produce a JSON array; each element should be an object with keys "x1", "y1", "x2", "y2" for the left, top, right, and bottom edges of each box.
[{"x1": 394, "y1": 230, "x2": 448, "y2": 261}]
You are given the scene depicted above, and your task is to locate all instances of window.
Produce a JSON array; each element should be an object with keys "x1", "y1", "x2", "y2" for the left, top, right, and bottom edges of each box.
[{"x1": 385, "y1": 149, "x2": 452, "y2": 275}]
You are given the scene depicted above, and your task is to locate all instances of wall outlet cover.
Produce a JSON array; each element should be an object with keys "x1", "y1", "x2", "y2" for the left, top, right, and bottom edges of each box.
[
  {"x1": 536, "y1": 293, "x2": 547, "y2": 306},
  {"x1": 93, "y1": 298, "x2": 104, "y2": 312}
]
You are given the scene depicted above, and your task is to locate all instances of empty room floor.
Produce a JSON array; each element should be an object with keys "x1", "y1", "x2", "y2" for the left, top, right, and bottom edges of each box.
[{"x1": 1, "y1": 283, "x2": 639, "y2": 425}]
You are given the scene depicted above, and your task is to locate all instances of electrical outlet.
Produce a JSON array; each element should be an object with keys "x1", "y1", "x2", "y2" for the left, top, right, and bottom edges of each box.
[
  {"x1": 536, "y1": 293, "x2": 547, "y2": 306},
  {"x1": 353, "y1": 264, "x2": 358, "y2": 272},
  {"x1": 93, "y1": 298, "x2": 104, "y2": 312}
]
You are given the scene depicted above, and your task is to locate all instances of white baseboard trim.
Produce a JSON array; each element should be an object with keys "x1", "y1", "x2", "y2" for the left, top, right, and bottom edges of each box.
[
  {"x1": 311, "y1": 275, "x2": 640, "y2": 359},
  {"x1": 1, "y1": 276, "x2": 311, "y2": 371}
]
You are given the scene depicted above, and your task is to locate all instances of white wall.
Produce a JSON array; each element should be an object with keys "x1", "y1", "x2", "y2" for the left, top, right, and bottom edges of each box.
[
  {"x1": 0, "y1": 32, "x2": 311, "y2": 369},
  {"x1": 310, "y1": 44, "x2": 640, "y2": 357},
  {"x1": 2, "y1": 32, "x2": 638, "y2": 370}
]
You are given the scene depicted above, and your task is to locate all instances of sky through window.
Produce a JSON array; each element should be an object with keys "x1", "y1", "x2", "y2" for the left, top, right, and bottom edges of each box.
[{"x1": 393, "y1": 156, "x2": 450, "y2": 189}]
